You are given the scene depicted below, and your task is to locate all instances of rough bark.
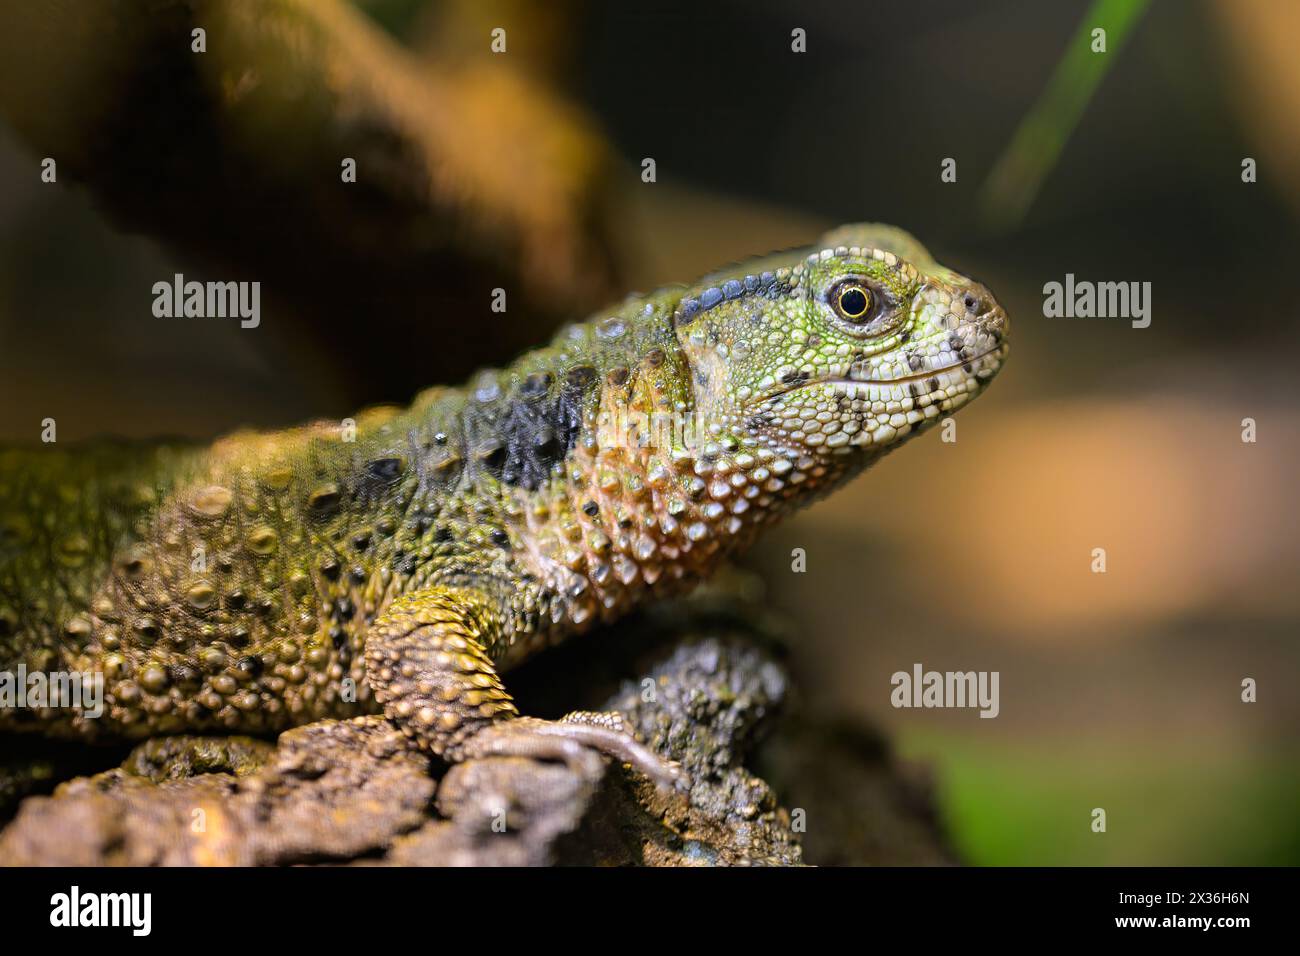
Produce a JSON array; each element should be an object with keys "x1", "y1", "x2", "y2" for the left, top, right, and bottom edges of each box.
[{"x1": 0, "y1": 596, "x2": 952, "y2": 866}]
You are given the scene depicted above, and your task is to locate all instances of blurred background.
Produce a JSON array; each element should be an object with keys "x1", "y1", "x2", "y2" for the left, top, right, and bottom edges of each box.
[{"x1": 0, "y1": 0, "x2": 1296, "y2": 864}]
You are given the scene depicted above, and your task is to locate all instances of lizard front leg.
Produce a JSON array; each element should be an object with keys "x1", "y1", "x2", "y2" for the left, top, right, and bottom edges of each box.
[{"x1": 363, "y1": 586, "x2": 682, "y2": 788}]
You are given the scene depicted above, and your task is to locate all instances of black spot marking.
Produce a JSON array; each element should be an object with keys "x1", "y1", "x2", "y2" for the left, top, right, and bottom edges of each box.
[
  {"x1": 307, "y1": 486, "x2": 342, "y2": 517},
  {"x1": 237, "y1": 655, "x2": 264, "y2": 678},
  {"x1": 365, "y1": 457, "x2": 404, "y2": 482},
  {"x1": 481, "y1": 443, "x2": 507, "y2": 475},
  {"x1": 531, "y1": 425, "x2": 562, "y2": 465},
  {"x1": 565, "y1": 365, "x2": 596, "y2": 388},
  {"x1": 521, "y1": 371, "x2": 552, "y2": 396},
  {"x1": 463, "y1": 364, "x2": 589, "y2": 491},
  {"x1": 169, "y1": 664, "x2": 201, "y2": 687}
]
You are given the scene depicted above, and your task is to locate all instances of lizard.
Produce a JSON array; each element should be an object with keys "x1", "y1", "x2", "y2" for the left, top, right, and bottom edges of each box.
[{"x1": 0, "y1": 223, "x2": 1009, "y2": 788}]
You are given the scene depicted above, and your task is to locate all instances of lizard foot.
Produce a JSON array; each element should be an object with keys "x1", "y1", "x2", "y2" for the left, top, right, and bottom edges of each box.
[{"x1": 459, "y1": 714, "x2": 686, "y2": 792}]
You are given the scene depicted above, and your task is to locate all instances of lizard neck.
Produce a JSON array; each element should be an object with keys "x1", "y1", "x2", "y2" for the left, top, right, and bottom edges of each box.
[{"x1": 505, "y1": 304, "x2": 870, "y2": 631}]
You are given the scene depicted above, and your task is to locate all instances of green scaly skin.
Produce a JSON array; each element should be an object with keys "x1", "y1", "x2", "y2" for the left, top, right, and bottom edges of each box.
[{"x1": 0, "y1": 224, "x2": 1009, "y2": 786}]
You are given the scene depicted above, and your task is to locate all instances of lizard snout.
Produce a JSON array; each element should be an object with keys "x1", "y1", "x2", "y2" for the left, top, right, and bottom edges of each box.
[{"x1": 960, "y1": 280, "x2": 1009, "y2": 344}]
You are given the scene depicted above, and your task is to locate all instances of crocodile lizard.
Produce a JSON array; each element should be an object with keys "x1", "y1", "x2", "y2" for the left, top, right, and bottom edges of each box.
[{"x1": 0, "y1": 224, "x2": 1009, "y2": 786}]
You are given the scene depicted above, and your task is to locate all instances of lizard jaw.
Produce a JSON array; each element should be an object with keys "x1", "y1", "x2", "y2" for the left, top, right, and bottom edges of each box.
[
  {"x1": 761, "y1": 341, "x2": 1008, "y2": 404},
  {"x1": 737, "y1": 341, "x2": 1008, "y2": 457}
]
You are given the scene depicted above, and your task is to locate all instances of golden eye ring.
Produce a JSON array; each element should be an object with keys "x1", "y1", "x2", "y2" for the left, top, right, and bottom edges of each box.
[{"x1": 833, "y1": 282, "x2": 873, "y2": 322}]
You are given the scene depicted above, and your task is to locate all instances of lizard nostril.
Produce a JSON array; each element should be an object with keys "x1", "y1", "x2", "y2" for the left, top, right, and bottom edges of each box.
[{"x1": 963, "y1": 292, "x2": 982, "y2": 314}]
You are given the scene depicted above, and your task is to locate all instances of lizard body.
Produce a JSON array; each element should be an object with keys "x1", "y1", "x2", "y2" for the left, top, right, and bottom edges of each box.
[{"x1": 0, "y1": 224, "x2": 1008, "y2": 783}]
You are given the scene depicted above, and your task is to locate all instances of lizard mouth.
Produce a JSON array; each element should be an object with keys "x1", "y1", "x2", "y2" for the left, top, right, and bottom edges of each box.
[{"x1": 764, "y1": 342, "x2": 1008, "y2": 403}]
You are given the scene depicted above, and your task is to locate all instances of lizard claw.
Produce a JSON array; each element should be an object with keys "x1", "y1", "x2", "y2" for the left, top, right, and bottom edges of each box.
[{"x1": 460, "y1": 714, "x2": 687, "y2": 792}]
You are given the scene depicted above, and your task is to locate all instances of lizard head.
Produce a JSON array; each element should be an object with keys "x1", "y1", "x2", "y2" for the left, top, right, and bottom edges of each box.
[{"x1": 672, "y1": 223, "x2": 1008, "y2": 475}]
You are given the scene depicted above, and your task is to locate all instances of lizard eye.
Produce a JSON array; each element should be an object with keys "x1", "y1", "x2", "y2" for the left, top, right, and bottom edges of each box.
[{"x1": 831, "y1": 281, "x2": 874, "y2": 323}]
